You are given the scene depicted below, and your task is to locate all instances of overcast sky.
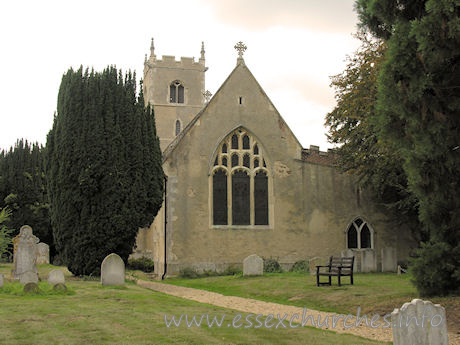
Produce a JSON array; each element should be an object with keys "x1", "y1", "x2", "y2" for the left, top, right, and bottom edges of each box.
[{"x1": 0, "y1": 0, "x2": 361, "y2": 151}]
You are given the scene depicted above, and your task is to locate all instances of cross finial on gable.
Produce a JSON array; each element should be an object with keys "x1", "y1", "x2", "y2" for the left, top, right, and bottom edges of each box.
[
  {"x1": 234, "y1": 41, "x2": 247, "y2": 60},
  {"x1": 203, "y1": 90, "x2": 212, "y2": 103}
]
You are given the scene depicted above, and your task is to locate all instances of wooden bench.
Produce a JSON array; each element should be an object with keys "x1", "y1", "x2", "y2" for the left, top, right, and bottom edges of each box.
[{"x1": 316, "y1": 256, "x2": 354, "y2": 287}]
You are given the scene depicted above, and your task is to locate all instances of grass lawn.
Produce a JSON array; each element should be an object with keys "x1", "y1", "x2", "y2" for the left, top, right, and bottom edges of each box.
[
  {"x1": 163, "y1": 272, "x2": 460, "y2": 334},
  {"x1": 0, "y1": 264, "x2": 389, "y2": 345}
]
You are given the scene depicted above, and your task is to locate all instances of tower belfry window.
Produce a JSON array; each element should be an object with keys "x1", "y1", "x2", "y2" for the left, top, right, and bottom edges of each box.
[{"x1": 170, "y1": 81, "x2": 184, "y2": 103}]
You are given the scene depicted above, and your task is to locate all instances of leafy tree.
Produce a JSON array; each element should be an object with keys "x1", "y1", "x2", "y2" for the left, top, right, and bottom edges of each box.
[
  {"x1": 356, "y1": 0, "x2": 460, "y2": 296},
  {"x1": 0, "y1": 207, "x2": 13, "y2": 260},
  {"x1": 0, "y1": 140, "x2": 52, "y2": 254},
  {"x1": 46, "y1": 67, "x2": 163, "y2": 276},
  {"x1": 325, "y1": 32, "x2": 422, "y2": 241}
]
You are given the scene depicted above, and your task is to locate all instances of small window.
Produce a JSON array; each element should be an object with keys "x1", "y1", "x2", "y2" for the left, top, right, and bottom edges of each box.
[
  {"x1": 214, "y1": 156, "x2": 218, "y2": 166},
  {"x1": 222, "y1": 157, "x2": 227, "y2": 167},
  {"x1": 254, "y1": 145, "x2": 259, "y2": 155},
  {"x1": 347, "y1": 218, "x2": 373, "y2": 249},
  {"x1": 175, "y1": 120, "x2": 181, "y2": 136},
  {"x1": 254, "y1": 158, "x2": 259, "y2": 168},
  {"x1": 243, "y1": 135, "x2": 250, "y2": 149},
  {"x1": 222, "y1": 144, "x2": 227, "y2": 153},
  {"x1": 231, "y1": 154, "x2": 239, "y2": 167},
  {"x1": 243, "y1": 154, "x2": 250, "y2": 168},
  {"x1": 239, "y1": 96, "x2": 243, "y2": 105},
  {"x1": 170, "y1": 81, "x2": 184, "y2": 103},
  {"x1": 231, "y1": 134, "x2": 238, "y2": 149}
]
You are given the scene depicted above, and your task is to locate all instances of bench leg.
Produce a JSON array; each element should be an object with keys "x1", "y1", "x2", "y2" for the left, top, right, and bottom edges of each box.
[
  {"x1": 338, "y1": 275, "x2": 341, "y2": 287},
  {"x1": 351, "y1": 275, "x2": 353, "y2": 285},
  {"x1": 328, "y1": 275, "x2": 331, "y2": 286},
  {"x1": 317, "y1": 274, "x2": 320, "y2": 287}
]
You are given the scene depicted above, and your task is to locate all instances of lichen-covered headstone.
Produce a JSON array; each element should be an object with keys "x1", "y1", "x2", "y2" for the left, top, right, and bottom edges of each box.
[
  {"x1": 23, "y1": 282, "x2": 39, "y2": 293},
  {"x1": 308, "y1": 257, "x2": 323, "y2": 276},
  {"x1": 243, "y1": 254, "x2": 263, "y2": 276},
  {"x1": 53, "y1": 283, "x2": 67, "y2": 291},
  {"x1": 391, "y1": 299, "x2": 449, "y2": 345},
  {"x1": 381, "y1": 247, "x2": 397, "y2": 272},
  {"x1": 13, "y1": 225, "x2": 39, "y2": 284},
  {"x1": 361, "y1": 249, "x2": 377, "y2": 272},
  {"x1": 101, "y1": 253, "x2": 125, "y2": 286},
  {"x1": 36, "y1": 243, "x2": 50, "y2": 264},
  {"x1": 47, "y1": 269, "x2": 65, "y2": 285},
  {"x1": 20, "y1": 270, "x2": 39, "y2": 284}
]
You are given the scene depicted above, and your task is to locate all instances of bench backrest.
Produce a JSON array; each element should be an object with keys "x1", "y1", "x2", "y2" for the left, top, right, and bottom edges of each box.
[{"x1": 329, "y1": 256, "x2": 354, "y2": 274}]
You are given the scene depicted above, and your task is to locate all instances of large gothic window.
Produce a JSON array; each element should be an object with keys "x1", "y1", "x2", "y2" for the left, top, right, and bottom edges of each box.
[
  {"x1": 347, "y1": 218, "x2": 373, "y2": 249},
  {"x1": 211, "y1": 128, "x2": 270, "y2": 227},
  {"x1": 170, "y1": 81, "x2": 184, "y2": 103}
]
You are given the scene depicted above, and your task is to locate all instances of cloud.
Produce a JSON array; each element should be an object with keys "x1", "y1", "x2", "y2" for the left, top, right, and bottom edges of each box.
[{"x1": 200, "y1": 0, "x2": 358, "y2": 33}]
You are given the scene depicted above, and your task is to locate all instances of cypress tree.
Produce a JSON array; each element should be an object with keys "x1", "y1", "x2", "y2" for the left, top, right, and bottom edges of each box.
[{"x1": 46, "y1": 67, "x2": 163, "y2": 275}]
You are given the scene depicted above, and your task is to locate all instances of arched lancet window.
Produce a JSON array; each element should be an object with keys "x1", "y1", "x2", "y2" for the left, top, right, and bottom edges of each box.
[
  {"x1": 254, "y1": 171, "x2": 268, "y2": 225},
  {"x1": 170, "y1": 81, "x2": 184, "y2": 103},
  {"x1": 347, "y1": 218, "x2": 373, "y2": 249},
  {"x1": 232, "y1": 170, "x2": 250, "y2": 225},
  {"x1": 211, "y1": 128, "x2": 270, "y2": 226},
  {"x1": 175, "y1": 120, "x2": 181, "y2": 136},
  {"x1": 213, "y1": 170, "x2": 227, "y2": 225}
]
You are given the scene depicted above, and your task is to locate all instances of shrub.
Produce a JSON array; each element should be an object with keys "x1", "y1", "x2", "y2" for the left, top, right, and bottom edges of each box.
[
  {"x1": 179, "y1": 267, "x2": 200, "y2": 279},
  {"x1": 0, "y1": 208, "x2": 13, "y2": 260},
  {"x1": 290, "y1": 260, "x2": 309, "y2": 273},
  {"x1": 127, "y1": 257, "x2": 155, "y2": 273},
  {"x1": 263, "y1": 257, "x2": 283, "y2": 273},
  {"x1": 178, "y1": 266, "x2": 242, "y2": 279},
  {"x1": 222, "y1": 266, "x2": 242, "y2": 276}
]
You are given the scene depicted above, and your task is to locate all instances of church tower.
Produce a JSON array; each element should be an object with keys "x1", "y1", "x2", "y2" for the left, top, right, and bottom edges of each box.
[{"x1": 143, "y1": 38, "x2": 208, "y2": 150}]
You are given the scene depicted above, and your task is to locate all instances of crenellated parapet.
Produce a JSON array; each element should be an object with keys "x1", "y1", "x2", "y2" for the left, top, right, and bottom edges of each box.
[
  {"x1": 144, "y1": 38, "x2": 206, "y2": 74},
  {"x1": 301, "y1": 145, "x2": 337, "y2": 166},
  {"x1": 145, "y1": 55, "x2": 207, "y2": 71}
]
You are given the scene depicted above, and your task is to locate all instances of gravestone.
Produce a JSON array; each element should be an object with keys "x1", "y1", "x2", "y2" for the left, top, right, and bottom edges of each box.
[
  {"x1": 53, "y1": 283, "x2": 67, "y2": 291},
  {"x1": 101, "y1": 253, "x2": 125, "y2": 286},
  {"x1": 308, "y1": 257, "x2": 324, "y2": 276},
  {"x1": 341, "y1": 249, "x2": 358, "y2": 273},
  {"x1": 20, "y1": 270, "x2": 39, "y2": 284},
  {"x1": 23, "y1": 282, "x2": 39, "y2": 293},
  {"x1": 381, "y1": 247, "x2": 397, "y2": 272},
  {"x1": 36, "y1": 243, "x2": 50, "y2": 264},
  {"x1": 361, "y1": 249, "x2": 377, "y2": 272},
  {"x1": 13, "y1": 225, "x2": 39, "y2": 283},
  {"x1": 243, "y1": 254, "x2": 263, "y2": 276},
  {"x1": 391, "y1": 299, "x2": 449, "y2": 345},
  {"x1": 0, "y1": 273, "x2": 3, "y2": 288},
  {"x1": 47, "y1": 269, "x2": 65, "y2": 285}
]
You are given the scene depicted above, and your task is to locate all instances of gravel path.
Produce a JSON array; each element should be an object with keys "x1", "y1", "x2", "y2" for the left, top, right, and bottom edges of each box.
[{"x1": 136, "y1": 279, "x2": 459, "y2": 344}]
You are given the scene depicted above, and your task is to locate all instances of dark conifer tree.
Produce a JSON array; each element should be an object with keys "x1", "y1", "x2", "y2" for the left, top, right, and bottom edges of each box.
[
  {"x1": 46, "y1": 67, "x2": 163, "y2": 275},
  {"x1": 0, "y1": 139, "x2": 53, "y2": 257},
  {"x1": 356, "y1": 0, "x2": 460, "y2": 296}
]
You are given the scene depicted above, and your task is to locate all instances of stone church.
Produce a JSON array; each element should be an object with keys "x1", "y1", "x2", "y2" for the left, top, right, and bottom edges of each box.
[{"x1": 132, "y1": 39, "x2": 415, "y2": 278}]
